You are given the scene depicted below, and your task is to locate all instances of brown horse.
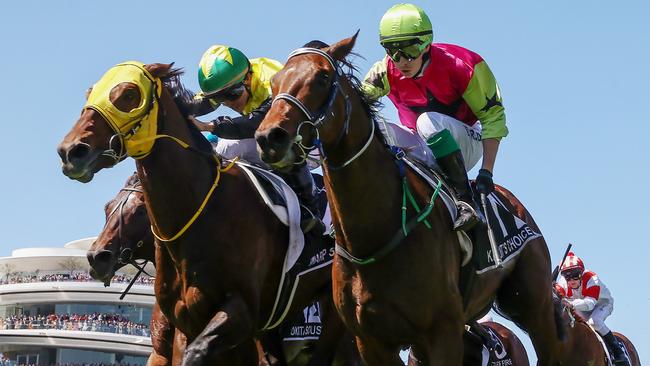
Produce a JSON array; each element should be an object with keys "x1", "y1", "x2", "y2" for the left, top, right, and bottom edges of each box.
[
  {"x1": 553, "y1": 289, "x2": 640, "y2": 366},
  {"x1": 255, "y1": 34, "x2": 563, "y2": 365},
  {"x1": 88, "y1": 173, "x2": 359, "y2": 366},
  {"x1": 58, "y1": 63, "x2": 336, "y2": 365},
  {"x1": 87, "y1": 173, "x2": 182, "y2": 366}
]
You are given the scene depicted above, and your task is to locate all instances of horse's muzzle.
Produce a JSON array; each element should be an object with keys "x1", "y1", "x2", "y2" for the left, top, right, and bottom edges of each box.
[
  {"x1": 57, "y1": 141, "x2": 97, "y2": 182},
  {"x1": 255, "y1": 126, "x2": 294, "y2": 166}
]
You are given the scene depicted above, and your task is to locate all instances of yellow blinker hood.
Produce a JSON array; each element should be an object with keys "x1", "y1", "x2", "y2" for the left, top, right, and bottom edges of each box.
[{"x1": 84, "y1": 61, "x2": 162, "y2": 159}]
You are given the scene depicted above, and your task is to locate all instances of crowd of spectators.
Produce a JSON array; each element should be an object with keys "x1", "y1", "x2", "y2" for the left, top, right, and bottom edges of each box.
[
  {"x1": 0, "y1": 272, "x2": 154, "y2": 286},
  {"x1": 0, "y1": 313, "x2": 149, "y2": 337},
  {"x1": 1, "y1": 363, "x2": 143, "y2": 366}
]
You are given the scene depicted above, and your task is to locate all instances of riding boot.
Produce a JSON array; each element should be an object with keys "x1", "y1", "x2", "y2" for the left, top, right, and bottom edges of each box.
[
  {"x1": 468, "y1": 322, "x2": 500, "y2": 352},
  {"x1": 603, "y1": 331, "x2": 628, "y2": 365},
  {"x1": 436, "y1": 150, "x2": 481, "y2": 231},
  {"x1": 278, "y1": 164, "x2": 326, "y2": 235}
]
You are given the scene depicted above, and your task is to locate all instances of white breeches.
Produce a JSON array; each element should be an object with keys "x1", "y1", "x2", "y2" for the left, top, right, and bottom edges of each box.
[
  {"x1": 214, "y1": 138, "x2": 269, "y2": 168},
  {"x1": 583, "y1": 302, "x2": 613, "y2": 335},
  {"x1": 415, "y1": 111, "x2": 483, "y2": 171}
]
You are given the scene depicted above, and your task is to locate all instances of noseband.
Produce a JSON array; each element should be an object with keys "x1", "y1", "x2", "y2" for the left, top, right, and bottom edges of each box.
[{"x1": 272, "y1": 48, "x2": 374, "y2": 170}]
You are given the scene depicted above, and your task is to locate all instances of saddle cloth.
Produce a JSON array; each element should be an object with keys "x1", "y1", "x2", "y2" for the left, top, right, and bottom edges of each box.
[
  {"x1": 235, "y1": 162, "x2": 334, "y2": 330},
  {"x1": 400, "y1": 156, "x2": 541, "y2": 274}
]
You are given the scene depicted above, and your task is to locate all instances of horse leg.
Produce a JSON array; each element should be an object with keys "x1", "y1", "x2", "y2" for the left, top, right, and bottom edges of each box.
[
  {"x1": 355, "y1": 336, "x2": 404, "y2": 366},
  {"x1": 409, "y1": 317, "x2": 465, "y2": 366},
  {"x1": 305, "y1": 293, "x2": 349, "y2": 366},
  {"x1": 170, "y1": 330, "x2": 187, "y2": 366},
  {"x1": 181, "y1": 294, "x2": 257, "y2": 366},
  {"x1": 496, "y1": 245, "x2": 561, "y2": 365},
  {"x1": 148, "y1": 302, "x2": 176, "y2": 366}
]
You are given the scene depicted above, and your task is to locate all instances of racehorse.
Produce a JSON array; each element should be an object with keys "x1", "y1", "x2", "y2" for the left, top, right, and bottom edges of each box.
[
  {"x1": 255, "y1": 34, "x2": 563, "y2": 365},
  {"x1": 58, "y1": 62, "x2": 336, "y2": 365},
  {"x1": 87, "y1": 173, "x2": 360, "y2": 366},
  {"x1": 553, "y1": 288, "x2": 640, "y2": 366}
]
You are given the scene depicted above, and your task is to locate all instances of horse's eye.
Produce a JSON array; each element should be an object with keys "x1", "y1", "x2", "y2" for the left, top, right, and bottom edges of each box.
[
  {"x1": 317, "y1": 72, "x2": 330, "y2": 86},
  {"x1": 124, "y1": 89, "x2": 136, "y2": 100}
]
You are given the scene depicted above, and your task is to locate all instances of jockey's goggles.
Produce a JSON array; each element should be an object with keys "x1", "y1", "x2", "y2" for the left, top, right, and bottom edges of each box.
[
  {"x1": 562, "y1": 269, "x2": 582, "y2": 281},
  {"x1": 205, "y1": 82, "x2": 246, "y2": 102},
  {"x1": 383, "y1": 40, "x2": 425, "y2": 62}
]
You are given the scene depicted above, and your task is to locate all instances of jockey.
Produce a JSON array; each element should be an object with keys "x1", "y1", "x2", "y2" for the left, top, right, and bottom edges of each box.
[
  {"x1": 362, "y1": 3, "x2": 507, "y2": 232},
  {"x1": 556, "y1": 252, "x2": 627, "y2": 363},
  {"x1": 176, "y1": 45, "x2": 325, "y2": 234}
]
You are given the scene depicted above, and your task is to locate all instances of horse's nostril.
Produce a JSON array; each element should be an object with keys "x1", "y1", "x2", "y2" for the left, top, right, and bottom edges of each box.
[
  {"x1": 67, "y1": 143, "x2": 91, "y2": 164},
  {"x1": 92, "y1": 250, "x2": 114, "y2": 265},
  {"x1": 267, "y1": 127, "x2": 291, "y2": 150}
]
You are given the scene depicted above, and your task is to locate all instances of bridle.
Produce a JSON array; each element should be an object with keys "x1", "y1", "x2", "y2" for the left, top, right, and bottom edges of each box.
[
  {"x1": 104, "y1": 181, "x2": 153, "y2": 278},
  {"x1": 272, "y1": 47, "x2": 375, "y2": 170}
]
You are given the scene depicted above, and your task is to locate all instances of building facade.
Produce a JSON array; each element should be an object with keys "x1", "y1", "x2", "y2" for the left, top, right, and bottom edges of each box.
[{"x1": 0, "y1": 238, "x2": 155, "y2": 366}]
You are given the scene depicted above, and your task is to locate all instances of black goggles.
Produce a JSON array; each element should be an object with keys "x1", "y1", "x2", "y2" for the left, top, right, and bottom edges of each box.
[
  {"x1": 206, "y1": 82, "x2": 246, "y2": 102},
  {"x1": 382, "y1": 40, "x2": 425, "y2": 62},
  {"x1": 562, "y1": 269, "x2": 582, "y2": 280}
]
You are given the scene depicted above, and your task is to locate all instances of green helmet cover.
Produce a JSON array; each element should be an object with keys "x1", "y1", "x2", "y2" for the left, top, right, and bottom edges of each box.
[
  {"x1": 379, "y1": 3, "x2": 433, "y2": 51},
  {"x1": 198, "y1": 45, "x2": 250, "y2": 95}
]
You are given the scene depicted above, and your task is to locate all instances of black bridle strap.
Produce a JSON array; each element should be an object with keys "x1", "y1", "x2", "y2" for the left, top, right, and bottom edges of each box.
[{"x1": 272, "y1": 47, "x2": 357, "y2": 164}]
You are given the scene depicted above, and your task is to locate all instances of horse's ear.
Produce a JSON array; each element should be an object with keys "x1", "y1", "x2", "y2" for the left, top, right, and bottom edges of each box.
[
  {"x1": 145, "y1": 63, "x2": 175, "y2": 79},
  {"x1": 84, "y1": 87, "x2": 92, "y2": 100},
  {"x1": 327, "y1": 30, "x2": 359, "y2": 62}
]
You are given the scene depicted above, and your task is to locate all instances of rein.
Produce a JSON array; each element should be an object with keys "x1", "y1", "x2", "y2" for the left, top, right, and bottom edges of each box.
[
  {"x1": 274, "y1": 48, "x2": 444, "y2": 265},
  {"x1": 89, "y1": 62, "x2": 238, "y2": 244}
]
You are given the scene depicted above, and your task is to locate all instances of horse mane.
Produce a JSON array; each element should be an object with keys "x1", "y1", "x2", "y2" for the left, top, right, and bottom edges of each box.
[
  {"x1": 303, "y1": 40, "x2": 388, "y2": 146},
  {"x1": 160, "y1": 69, "x2": 215, "y2": 157}
]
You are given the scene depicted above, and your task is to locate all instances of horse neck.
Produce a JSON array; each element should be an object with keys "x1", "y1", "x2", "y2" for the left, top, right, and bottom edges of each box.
[
  {"x1": 135, "y1": 89, "x2": 218, "y2": 250},
  {"x1": 321, "y1": 93, "x2": 403, "y2": 255}
]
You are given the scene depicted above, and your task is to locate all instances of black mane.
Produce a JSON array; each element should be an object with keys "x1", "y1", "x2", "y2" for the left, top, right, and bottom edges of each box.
[{"x1": 161, "y1": 69, "x2": 215, "y2": 157}]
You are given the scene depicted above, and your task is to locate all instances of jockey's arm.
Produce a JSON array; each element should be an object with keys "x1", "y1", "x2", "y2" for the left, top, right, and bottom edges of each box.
[
  {"x1": 361, "y1": 59, "x2": 390, "y2": 100},
  {"x1": 570, "y1": 296, "x2": 598, "y2": 312},
  {"x1": 208, "y1": 98, "x2": 272, "y2": 140},
  {"x1": 462, "y1": 61, "x2": 507, "y2": 173}
]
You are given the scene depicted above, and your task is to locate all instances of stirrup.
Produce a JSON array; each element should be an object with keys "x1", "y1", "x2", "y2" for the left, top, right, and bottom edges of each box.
[
  {"x1": 453, "y1": 201, "x2": 480, "y2": 231},
  {"x1": 300, "y1": 205, "x2": 325, "y2": 235}
]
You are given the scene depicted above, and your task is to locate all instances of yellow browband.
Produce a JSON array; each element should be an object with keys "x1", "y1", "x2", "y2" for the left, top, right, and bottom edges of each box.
[{"x1": 84, "y1": 61, "x2": 161, "y2": 159}]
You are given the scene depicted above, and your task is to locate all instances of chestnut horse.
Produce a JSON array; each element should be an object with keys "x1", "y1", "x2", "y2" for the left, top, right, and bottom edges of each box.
[
  {"x1": 58, "y1": 63, "x2": 335, "y2": 365},
  {"x1": 255, "y1": 34, "x2": 563, "y2": 365},
  {"x1": 87, "y1": 173, "x2": 359, "y2": 366},
  {"x1": 553, "y1": 289, "x2": 640, "y2": 366},
  {"x1": 87, "y1": 173, "x2": 182, "y2": 366}
]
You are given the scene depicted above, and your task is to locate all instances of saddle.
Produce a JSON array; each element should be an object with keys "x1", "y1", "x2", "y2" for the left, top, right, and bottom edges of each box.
[{"x1": 235, "y1": 161, "x2": 333, "y2": 331}]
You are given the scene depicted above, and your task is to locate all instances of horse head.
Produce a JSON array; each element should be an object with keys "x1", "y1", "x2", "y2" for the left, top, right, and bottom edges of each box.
[
  {"x1": 256, "y1": 33, "x2": 367, "y2": 171},
  {"x1": 57, "y1": 63, "x2": 175, "y2": 182},
  {"x1": 87, "y1": 173, "x2": 153, "y2": 285}
]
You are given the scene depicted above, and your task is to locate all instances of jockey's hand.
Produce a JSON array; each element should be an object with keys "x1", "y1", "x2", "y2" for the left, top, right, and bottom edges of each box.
[
  {"x1": 561, "y1": 298, "x2": 574, "y2": 309},
  {"x1": 475, "y1": 169, "x2": 494, "y2": 195},
  {"x1": 188, "y1": 115, "x2": 214, "y2": 132}
]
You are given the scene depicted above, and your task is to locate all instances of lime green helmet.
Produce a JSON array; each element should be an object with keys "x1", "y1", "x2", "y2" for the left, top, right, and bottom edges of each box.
[
  {"x1": 379, "y1": 4, "x2": 433, "y2": 50},
  {"x1": 197, "y1": 45, "x2": 250, "y2": 95}
]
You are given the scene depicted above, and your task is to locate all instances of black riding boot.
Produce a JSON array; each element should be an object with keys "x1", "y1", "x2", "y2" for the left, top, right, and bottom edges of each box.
[
  {"x1": 436, "y1": 150, "x2": 481, "y2": 231},
  {"x1": 603, "y1": 331, "x2": 628, "y2": 365},
  {"x1": 278, "y1": 164, "x2": 325, "y2": 235}
]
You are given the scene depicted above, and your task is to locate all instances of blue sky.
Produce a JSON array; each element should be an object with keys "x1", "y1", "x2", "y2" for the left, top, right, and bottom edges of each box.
[{"x1": 0, "y1": 0, "x2": 648, "y2": 362}]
